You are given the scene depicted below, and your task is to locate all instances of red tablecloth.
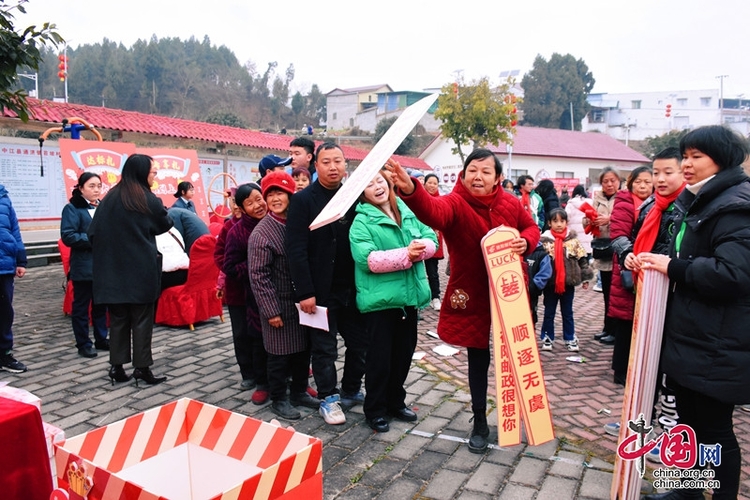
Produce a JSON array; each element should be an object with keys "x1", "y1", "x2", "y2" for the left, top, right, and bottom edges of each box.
[{"x1": 0, "y1": 397, "x2": 52, "y2": 500}]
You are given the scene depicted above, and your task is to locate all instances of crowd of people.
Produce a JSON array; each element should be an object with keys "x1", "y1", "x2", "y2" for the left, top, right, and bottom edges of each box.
[{"x1": 2, "y1": 126, "x2": 750, "y2": 498}]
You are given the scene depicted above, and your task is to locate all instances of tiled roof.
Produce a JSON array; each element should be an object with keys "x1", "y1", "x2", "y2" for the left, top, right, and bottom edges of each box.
[
  {"x1": 488, "y1": 126, "x2": 649, "y2": 163},
  {"x1": 3, "y1": 98, "x2": 431, "y2": 169}
]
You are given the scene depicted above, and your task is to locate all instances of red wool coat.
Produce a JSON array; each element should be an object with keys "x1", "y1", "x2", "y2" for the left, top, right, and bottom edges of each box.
[
  {"x1": 400, "y1": 176, "x2": 540, "y2": 349},
  {"x1": 607, "y1": 190, "x2": 637, "y2": 321}
]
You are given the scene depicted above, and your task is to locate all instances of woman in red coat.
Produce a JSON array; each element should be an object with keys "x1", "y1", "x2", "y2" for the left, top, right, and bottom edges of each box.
[{"x1": 386, "y1": 148, "x2": 540, "y2": 453}]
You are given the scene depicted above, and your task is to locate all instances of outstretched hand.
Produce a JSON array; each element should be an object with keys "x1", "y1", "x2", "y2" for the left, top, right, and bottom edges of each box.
[{"x1": 384, "y1": 158, "x2": 415, "y2": 195}]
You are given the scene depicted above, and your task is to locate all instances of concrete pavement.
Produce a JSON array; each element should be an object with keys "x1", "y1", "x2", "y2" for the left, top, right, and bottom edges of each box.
[{"x1": 4, "y1": 263, "x2": 750, "y2": 499}]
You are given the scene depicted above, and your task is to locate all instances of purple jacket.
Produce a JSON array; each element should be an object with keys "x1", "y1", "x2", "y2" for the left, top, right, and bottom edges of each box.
[{"x1": 223, "y1": 212, "x2": 262, "y2": 332}]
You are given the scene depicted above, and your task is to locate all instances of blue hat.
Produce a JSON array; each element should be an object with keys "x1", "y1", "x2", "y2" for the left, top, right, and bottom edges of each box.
[{"x1": 259, "y1": 155, "x2": 293, "y2": 178}]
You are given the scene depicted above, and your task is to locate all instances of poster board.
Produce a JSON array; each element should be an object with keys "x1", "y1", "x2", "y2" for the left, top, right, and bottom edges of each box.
[
  {"x1": 58, "y1": 139, "x2": 210, "y2": 225},
  {"x1": 310, "y1": 93, "x2": 438, "y2": 230}
]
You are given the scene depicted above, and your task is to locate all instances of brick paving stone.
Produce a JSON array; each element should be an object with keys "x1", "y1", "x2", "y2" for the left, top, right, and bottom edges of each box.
[
  {"x1": 444, "y1": 445, "x2": 486, "y2": 473},
  {"x1": 359, "y1": 456, "x2": 407, "y2": 487},
  {"x1": 496, "y1": 483, "x2": 537, "y2": 500},
  {"x1": 377, "y1": 477, "x2": 423, "y2": 499},
  {"x1": 486, "y1": 444, "x2": 525, "y2": 467},
  {"x1": 334, "y1": 484, "x2": 378, "y2": 499},
  {"x1": 523, "y1": 438, "x2": 559, "y2": 459},
  {"x1": 430, "y1": 400, "x2": 464, "y2": 420},
  {"x1": 421, "y1": 469, "x2": 467, "y2": 500},
  {"x1": 456, "y1": 491, "x2": 493, "y2": 500},
  {"x1": 578, "y1": 469, "x2": 613, "y2": 499},
  {"x1": 389, "y1": 434, "x2": 428, "y2": 461},
  {"x1": 403, "y1": 449, "x2": 449, "y2": 481},
  {"x1": 549, "y1": 450, "x2": 585, "y2": 479},
  {"x1": 426, "y1": 435, "x2": 462, "y2": 455},
  {"x1": 537, "y1": 474, "x2": 579, "y2": 500},
  {"x1": 332, "y1": 423, "x2": 376, "y2": 450},
  {"x1": 413, "y1": 415, "x2": 451, "y2": 434},
  {"x1": 507, "y1": 456, "x2": 548, "y2": 487},
  {"x1": 463, "y1": 462, "x2": 509, "y2": 494}
]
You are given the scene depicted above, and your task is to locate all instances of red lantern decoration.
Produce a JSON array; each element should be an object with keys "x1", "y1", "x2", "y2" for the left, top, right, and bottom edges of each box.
[{"x1": 665, "y1": 104, "x2": 672, "y2": 118}]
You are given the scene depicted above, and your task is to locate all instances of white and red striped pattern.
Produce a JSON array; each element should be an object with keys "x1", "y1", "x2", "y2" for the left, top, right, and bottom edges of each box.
[{"x1": 54, "y1": 398, "x2": 322, "y2": 499}]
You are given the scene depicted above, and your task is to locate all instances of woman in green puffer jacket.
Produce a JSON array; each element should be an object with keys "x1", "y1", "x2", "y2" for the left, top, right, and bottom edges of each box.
[{"x1": 350, "y1": 171, "x2": 437, "y2": 433}]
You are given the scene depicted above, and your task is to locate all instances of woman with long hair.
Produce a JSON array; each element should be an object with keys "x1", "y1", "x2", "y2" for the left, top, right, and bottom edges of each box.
[
  {"x1": 88, "y1": 154, "x2": 173, "y2": 386},
  {"x1": 60, "y1": 172, "x2": 109, "y2": 358},
  {"x1": 350, "y1": 171, "x2": 437, "y2": 432}
]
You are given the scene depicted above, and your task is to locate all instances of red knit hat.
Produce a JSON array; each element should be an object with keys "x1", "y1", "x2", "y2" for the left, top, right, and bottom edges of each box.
[{"x1": 261, "y1": 171, "x2": 295, "y2": 199}]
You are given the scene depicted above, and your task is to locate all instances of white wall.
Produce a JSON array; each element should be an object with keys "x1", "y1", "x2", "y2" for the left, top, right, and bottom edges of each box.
[{"x1": 326, "y1": 93, "x2": 360, "y2": 131}]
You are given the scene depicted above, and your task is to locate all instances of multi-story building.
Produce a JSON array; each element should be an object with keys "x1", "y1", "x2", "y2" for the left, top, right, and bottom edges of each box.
[{"x1": 584, "y1": 89, "x2": 750, "y2": 143}]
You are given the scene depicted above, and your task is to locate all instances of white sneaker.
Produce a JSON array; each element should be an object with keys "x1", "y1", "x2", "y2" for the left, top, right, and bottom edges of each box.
[
  {"x1": 319, "y1": 394, "x2": 346, "y2": 425},
  {"x1": 603, "y1": 421, "x2": 620, "y2": 436},
  {"x1": 565, "y1": 338, "x2": 580, "y2": 352},
  {"x1": 431, "y1": 298, "x2": 441, "y2": 311},
  {"x1": 541, "y1": 336, "x2": 553, "y2": 351},
  {"x1": 592, "y1": 283, "x2": 603, "y2": 292}
]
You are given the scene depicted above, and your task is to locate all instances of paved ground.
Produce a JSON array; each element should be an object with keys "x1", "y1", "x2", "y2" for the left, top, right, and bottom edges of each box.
[{"x1": 4, "y1": 262, "x2": 750, "y2": 499}]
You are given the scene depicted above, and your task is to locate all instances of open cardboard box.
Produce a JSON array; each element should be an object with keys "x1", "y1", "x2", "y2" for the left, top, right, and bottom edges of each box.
[{"x1": 53, "y1": 398, "x2": 322, "y2": 499}]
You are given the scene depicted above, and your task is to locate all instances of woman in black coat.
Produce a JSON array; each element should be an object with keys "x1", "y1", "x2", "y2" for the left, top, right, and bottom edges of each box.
[
  {"x1": 639, "y1": 126, "x2": 750, "y2": 500},
  {"x1": 88, "y1": 154, "x2": 173, "y2": 386},
  {"x1": 60, "y1": 172, "x2": 109, "y2": 358}
]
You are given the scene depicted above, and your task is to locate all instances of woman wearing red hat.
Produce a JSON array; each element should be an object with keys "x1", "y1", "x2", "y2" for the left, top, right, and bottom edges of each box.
[{"x1": 248, "y1": 171, "x2": 320, "y2": 419}]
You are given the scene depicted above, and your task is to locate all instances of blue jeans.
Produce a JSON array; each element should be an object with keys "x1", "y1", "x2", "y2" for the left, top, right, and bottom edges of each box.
[
  {"x1": 0, "y1": 274, "x2": 14, "y2": 351},
  {"x1": 541, "y1": 286, "x2": 575, "y2": 341}
]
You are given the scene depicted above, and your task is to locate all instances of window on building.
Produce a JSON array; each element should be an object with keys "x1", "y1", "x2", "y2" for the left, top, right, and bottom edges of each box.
[
  {"x1": 590, "y1": 110, "x2": 605, "y2": 123},
  {"x1": 700, "y1": 97, "x2": 711, "y2": 107},
  {"x1": 631, "y1": 100, "x2": 641, "y2": 109},
  {"x1": 510, "y1": 169, "x2": 527, "y2": 182},
  {"x1": 349, "y1": 118, "x2": 354, "y2": 127},
  {"x1": 333, "y1": 112, "x2": 337, "y2": 120},
  {"x1": 555, "y1": 172, "x2": 574, "y2": 179},
  {"x1": 677, "y1": 98, "x2": 688, "y2": 107}
]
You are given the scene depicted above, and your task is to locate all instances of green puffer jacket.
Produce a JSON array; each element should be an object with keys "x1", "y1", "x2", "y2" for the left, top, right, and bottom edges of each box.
[{"x1": 350, "y1": 199, "x2": 437, "y2": 313}]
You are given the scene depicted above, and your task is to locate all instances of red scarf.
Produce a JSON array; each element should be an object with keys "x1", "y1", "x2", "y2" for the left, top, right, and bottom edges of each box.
[
  {"x1": 630, "y1": 192, "x2": 644, "y2": 222},
  {"x1": 632, "y1": 184, "x2": 685, "y2": 281},
  {"x1": 552, "y1": 228, "x2": 568, "y2": 294}
]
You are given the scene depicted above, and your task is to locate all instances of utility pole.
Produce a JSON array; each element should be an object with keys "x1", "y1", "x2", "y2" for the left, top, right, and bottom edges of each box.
[
  {"x1": 716, "y1": 74, "x2": 728, "y2": 124},
  {"x1": 569, "y1": 102, "x2": 574, "y2": 131}
]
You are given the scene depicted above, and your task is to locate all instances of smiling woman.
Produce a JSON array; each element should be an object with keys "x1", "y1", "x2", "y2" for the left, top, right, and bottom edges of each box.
[{"x1": 385, "y1": 148, "x2": 540, "y2": 453}]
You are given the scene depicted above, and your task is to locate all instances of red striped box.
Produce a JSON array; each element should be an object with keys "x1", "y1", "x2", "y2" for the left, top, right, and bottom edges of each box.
[{"x1": 52, "y1": 398, "x2": 322, "y2": 499}]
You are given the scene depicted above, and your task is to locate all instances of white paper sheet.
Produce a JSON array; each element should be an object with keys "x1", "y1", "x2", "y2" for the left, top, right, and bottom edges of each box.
[
  {"x1": 295, "y1": 304, "x2": 329, "y2": 331},
  {"x1": 432, "y1": 344, "x2": 460, "y2": 356}
]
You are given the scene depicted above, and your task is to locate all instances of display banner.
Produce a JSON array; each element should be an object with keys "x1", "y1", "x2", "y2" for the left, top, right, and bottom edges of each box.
[{"x1": 482, "y1": 226, "x2": 554, "y2": 446}]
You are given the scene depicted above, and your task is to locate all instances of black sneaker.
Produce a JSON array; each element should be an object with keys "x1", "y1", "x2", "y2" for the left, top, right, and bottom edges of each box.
[
  {"x1": 95, "y1": 339, "x2": 110, "y2": 351},
  {"x1": 0, "y1": 352, "x2": 27, "y2": 373},
  {"x1": 78, "y1": 345, "x2": 98, "y2": 358},
  {"x1": 290, "y1": 391, "x2": 320, "y2": 409},
  {"x1": 271, "y1": 400, "x2": 301, "y2": 420}
]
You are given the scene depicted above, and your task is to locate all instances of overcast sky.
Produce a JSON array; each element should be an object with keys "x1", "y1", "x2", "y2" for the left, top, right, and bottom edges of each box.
[{"x1": 17, "y1": 0, "x2": 750, "y2": 99}]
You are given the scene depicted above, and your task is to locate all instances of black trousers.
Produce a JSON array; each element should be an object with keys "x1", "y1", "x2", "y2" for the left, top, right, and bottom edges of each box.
[
  {"x1": 309, "y1": 289, "x2": 369, "y2": 399},
  {"x1": 468, "y1": 347, "x2": 491, "y2": 411},
  {"x1": 71, "y1": 280, "x2": 108, "y2": 349},
  {"x1": 672, "y1": 379, "x2": 740, "y2": 499},
  {"x1": 424, "y1": 258, "x2": 441, "y2": 300},
  {"x1": 267, "y1": 350, "x2": 311, "y2": 401},
  {"x1": 600, "y1": 270, "x2": 615, "y2": 333},
  {"x1": 363, "y1": 307, "x2": 418, "y2": 419},
  {"x1": 610, "y1": 318, "x2": 633, "y2": 383},
  {"x1": 107, "y1": 303, "x2": 155, "y2": 368}
]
